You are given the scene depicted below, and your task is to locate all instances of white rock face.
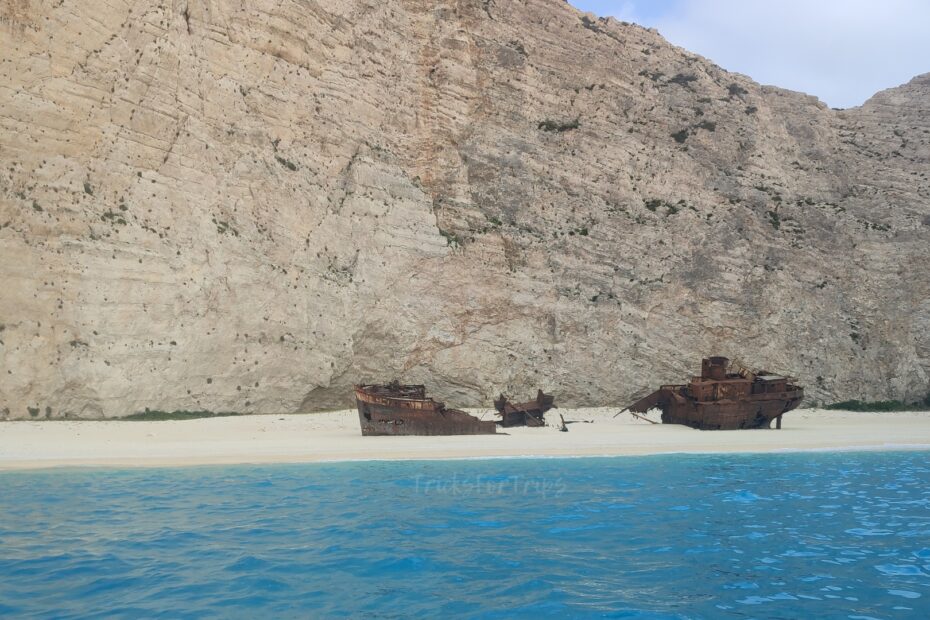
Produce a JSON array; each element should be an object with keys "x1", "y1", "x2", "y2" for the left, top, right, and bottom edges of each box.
[{"x1": 1, "y1": 0, "x2": 928, "y2": 418}]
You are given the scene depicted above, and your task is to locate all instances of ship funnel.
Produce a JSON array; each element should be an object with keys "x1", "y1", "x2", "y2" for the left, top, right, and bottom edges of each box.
[{"x1": 702, "y1": 356, "x2": 729, "y2": 380}]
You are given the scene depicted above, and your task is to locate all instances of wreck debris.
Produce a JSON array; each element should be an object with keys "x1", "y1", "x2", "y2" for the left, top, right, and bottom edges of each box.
[
  {"x1": 626, "y1": 409, "x2": 659, "y2": 424},
  {"x1": 355, "y1": 381, "x2": 497, "y2": 436},
  {"x1": 494, "y1": 390, "x2": 555, "y2": 427},
  {"x1": 558, "y1": 413, "x2": 568, "y2": 432},
  {"x1": 626, "y1": 356, "x2": 804, "y2": 430}
]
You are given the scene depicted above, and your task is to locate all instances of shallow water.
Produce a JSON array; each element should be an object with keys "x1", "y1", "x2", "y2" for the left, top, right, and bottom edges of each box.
[{"x1": 1, "y1": 452, "x2": 929, "y2": 618}]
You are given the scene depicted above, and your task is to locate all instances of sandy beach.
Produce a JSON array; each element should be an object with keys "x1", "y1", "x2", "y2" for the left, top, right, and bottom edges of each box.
[{"x1": 1, "y1": 408, "x2": 928, "y2": 471}]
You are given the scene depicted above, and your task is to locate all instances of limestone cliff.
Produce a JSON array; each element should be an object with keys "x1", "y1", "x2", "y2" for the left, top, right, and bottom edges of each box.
[{"x1": 1, "y1": 0, "x2": 928, "y2": 418}]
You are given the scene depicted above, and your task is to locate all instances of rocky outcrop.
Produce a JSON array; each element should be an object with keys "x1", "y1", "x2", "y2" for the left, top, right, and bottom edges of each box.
[{"x1": 1, "y1": 0, "x2": 927, "y2": 418}]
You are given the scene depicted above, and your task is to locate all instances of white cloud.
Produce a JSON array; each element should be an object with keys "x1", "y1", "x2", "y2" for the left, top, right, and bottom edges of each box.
[{"x1": 644, "y1": 0, "x2": 930, "y2": 108}]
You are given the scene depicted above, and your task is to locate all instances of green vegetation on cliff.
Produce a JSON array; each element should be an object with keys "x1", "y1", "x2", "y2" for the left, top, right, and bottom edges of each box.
[{"x1": 825, "y1": 393, "x2": 930, "y2": 412}]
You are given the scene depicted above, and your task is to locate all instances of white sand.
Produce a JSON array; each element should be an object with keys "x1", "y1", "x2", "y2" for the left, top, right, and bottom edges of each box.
[{"x1": 1, "y1": 408, "x2": 929, "y2": 471}]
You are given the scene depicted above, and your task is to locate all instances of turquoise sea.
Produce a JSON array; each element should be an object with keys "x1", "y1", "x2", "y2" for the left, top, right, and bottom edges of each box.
[{"x1": 1, "y1": 452, "x2": 929, "y2": 619}]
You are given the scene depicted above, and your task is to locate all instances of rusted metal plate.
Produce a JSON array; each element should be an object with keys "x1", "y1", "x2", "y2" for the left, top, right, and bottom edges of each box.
[
  {"x1": 355, "y1": 381, "x2": 496, "y2": 436},
  {"x1": 627, "y1": 357, "x2": 803, "y2": 430},
  {"x1": 493, "y1": 390, "x2": 555, "y2": 427}
]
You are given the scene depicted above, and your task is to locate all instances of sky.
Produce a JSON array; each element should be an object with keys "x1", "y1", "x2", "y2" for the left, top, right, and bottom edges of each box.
[{"x1": 569, "y1": 0, "x2": 930, "y2": 108}]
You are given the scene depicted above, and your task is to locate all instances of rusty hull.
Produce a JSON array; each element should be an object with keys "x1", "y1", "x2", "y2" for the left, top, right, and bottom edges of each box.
[
  {"x1": 355, "y1": 382, "x2": 497, "y2": 436},
  {"x1": 494, "y1": 390, "x2": 555, "y2": 427},
  {"x1": 627, "y1": 357, "x2": 804, "y2": 430}
]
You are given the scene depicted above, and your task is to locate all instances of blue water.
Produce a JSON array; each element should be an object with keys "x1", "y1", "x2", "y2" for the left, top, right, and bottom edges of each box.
[{"x1": 2, "y1": 452, "x2": 929, "y2": 619}]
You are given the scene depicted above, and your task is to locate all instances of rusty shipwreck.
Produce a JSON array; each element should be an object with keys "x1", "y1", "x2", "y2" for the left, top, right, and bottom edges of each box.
[
  {"x1": 494, "y1": 390, "x2": 555, "y2": 427},
  {"x1": 626, "y1": 357, "x2": 804, "y2": 430},
  {"x1": 355, "y1": 382, "x2": 497, "y2": 436}
]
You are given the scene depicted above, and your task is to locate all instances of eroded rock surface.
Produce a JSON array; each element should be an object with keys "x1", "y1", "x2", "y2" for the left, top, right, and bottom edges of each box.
[{"x1": 1, "y1": 0, "x2": 928, "y2": 418}]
